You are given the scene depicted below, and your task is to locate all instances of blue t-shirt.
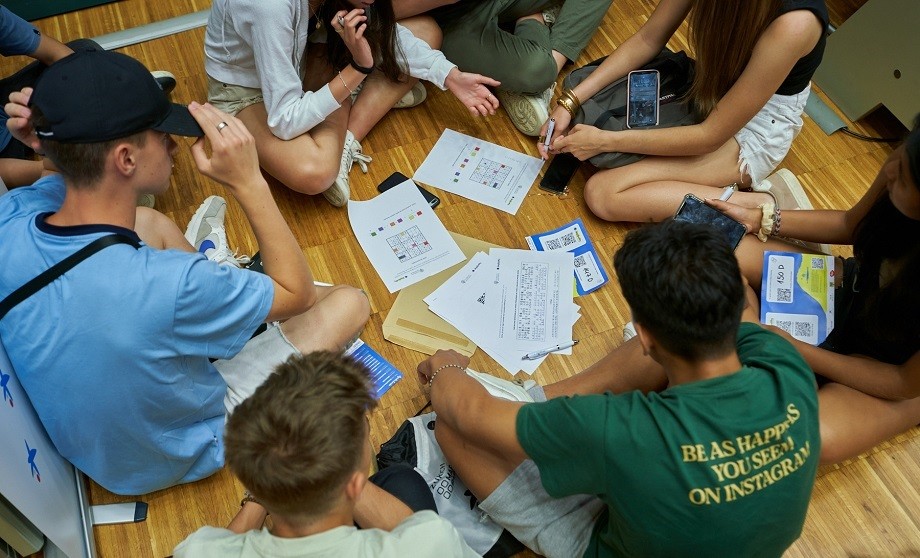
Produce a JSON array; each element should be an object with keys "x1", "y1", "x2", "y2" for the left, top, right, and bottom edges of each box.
[
  {"x1": 0, "y1": 6, "x2": 42, "y2": 152},
  {"x1": 0, "y1": 175, "x2": 274, "y2": 495}
]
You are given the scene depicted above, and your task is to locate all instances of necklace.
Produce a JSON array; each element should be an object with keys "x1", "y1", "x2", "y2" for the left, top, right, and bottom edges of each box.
[{"x1": 308, "y1": 0, "x2": 325, "y2": 27}]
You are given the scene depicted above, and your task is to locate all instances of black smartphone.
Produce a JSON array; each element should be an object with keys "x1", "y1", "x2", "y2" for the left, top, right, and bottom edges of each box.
[
  {"x1": 539, "y1": 153, "x2": 580, "y2": 195},
  {"x1": 377, "y1": 171, "x2": 440, "y2": 208},
  {"x1": 673, "y1": 194, "x2": 746, "y2": 249},
  {"x1": 626, "y1": 69, "x2": 660, "y2": 128}
]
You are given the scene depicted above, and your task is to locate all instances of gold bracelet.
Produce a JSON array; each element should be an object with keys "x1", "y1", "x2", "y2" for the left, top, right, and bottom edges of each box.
[
  {"x1": 562, "y1": 88, "x2": 581, "y2": 109},
  {"x1": 757, "y1": 202, "x2": 776, "y2": 242},
  {"x1": 337, "y1": 71, "x2": 353, "y2": 96},
  {"x1": 556, "y1": 96, "x2": 577, "y2": 118}
]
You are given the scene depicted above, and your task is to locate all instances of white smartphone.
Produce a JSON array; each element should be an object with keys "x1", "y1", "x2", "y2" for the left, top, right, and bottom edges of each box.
[{"x1": 626, "y1": 69, "x2": 660, "y2": 128}]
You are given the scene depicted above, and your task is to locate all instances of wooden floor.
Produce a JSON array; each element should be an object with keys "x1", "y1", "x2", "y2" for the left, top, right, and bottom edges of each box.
[{"x1": 10, "y1": 0, "x2": 920, "y2": 556}]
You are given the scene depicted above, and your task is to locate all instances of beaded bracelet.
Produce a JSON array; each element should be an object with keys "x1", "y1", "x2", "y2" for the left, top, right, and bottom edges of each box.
[
  {"x1": 337, "y1": 71, "x2": 353, "y2": 95},
  {"x1": 429, "y1": 363, "x2": 466, "y2": 388},
  {"x1": 757, "y1": 202, "x2": 776, "y2": 242},
  {"x1": 350, "y1": 60, "x2": 374, "y2": 75}
]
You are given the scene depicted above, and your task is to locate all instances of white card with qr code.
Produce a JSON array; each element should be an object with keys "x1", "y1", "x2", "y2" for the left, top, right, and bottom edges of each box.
[
  {"x1": 764, "y1": 312, "x2": 820, "y2": 344},
  {"x1": 525, "y1": 218, "x2": 609, "y2": 295},
  {"x1": 765, "y1": 254, "x2": 796, "y2": 303}
]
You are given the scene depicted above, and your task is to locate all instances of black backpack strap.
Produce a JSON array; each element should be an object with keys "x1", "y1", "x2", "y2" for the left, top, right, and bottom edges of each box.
[{"x1": 0, "y1": 233, "x2": 141, "y2": 321}]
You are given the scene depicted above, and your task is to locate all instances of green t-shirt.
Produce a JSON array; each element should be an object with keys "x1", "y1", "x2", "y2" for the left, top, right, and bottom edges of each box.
[{"x1": 517, "y1": 323, "x2": 820, "y2": 558}]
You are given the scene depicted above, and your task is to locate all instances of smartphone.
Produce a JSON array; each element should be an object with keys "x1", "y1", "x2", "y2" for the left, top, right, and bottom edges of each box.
[
  {"x1": 673, "y1": 194, "x2": 747, "y2": 249},
  {"x1": 626, "y1": 69, "x2": 660, "y2": 128},
  {"x1": 539, "y1": 153, "x2": 580, "y2": 195},
  {"x1": 377, "y1": 171, "x2": 440, "y2": 208}
]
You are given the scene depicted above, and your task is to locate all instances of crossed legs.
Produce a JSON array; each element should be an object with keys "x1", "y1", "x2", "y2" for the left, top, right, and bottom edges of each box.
[{"x1": 583, "y1": 137, "x2": 773, "y2": 223}]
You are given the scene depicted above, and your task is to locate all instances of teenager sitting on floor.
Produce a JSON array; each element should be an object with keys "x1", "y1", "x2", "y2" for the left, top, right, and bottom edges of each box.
[
  {"x1": 419, "y1": 220, "x2": 820, "y2": 558},
  {"x1": 174, "y1": 352, "x2": 478, "y2": 557},
  {"x1": 707, "y1": 118, "x2": 920, "y2": 464},
  {"x1": 541, "y1": 0, "x2": 827, "y2": 224},
  {"x1": 204, "y1": 0, "x2": 500, "y2": 207}
]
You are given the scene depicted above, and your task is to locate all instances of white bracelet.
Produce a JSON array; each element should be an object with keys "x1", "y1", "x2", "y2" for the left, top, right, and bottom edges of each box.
[{"x1": 429, "y1": 364, "x2": 466, "y2": 388}]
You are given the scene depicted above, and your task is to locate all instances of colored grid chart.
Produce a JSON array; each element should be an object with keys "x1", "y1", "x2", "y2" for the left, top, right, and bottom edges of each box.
[
  {"x1": 470, "y1": 159, "x2": 512, "y2": 189},
  {"x1": 387, "y1": 226, "x2": 432, "y2": 262}
]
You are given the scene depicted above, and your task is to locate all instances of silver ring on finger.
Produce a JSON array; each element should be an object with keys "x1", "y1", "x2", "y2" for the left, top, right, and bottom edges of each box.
[{"x1": 216, "y1": 121, "x2": 229, "y2": 133}]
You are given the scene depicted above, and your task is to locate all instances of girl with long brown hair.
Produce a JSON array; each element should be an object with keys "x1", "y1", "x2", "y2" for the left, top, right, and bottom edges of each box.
[
  {"x1": 204, "y1": 0, "x2": 500, "y2": 207},
  {"x1": 539, "y1": 0, "x2": 827, "y2": 223}
]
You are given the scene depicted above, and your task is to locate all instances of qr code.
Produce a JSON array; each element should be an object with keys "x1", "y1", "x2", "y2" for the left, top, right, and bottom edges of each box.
[
  {"x1": 574, "y1": 254, "x2": 586, "y2": 268},
  {"x1": 776, "y1": 288, "x2": 792, "y2": 302},
  {"x1": 810, "y1": 257, "x2": 825, "y2": 269},
  {"x1": 544, "y1": 232, "x2": 579, "y2": 251},
  {"x1": 794, "y1": 321, "x2": 815, "y2": 339},
  {"x1": 775, "y1": 320, "x2": 793, "y2": 333}
]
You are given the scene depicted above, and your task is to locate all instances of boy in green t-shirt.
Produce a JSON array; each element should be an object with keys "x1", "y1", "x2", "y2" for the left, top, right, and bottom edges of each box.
[{"x1": 419, "y1": 220, "x2": 820, "y2": 558}]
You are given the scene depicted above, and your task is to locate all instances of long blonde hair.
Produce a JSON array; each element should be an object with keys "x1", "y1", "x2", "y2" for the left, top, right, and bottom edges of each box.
[{"x1": 687, "y1": 0, "x2": 781, "y2": 118}]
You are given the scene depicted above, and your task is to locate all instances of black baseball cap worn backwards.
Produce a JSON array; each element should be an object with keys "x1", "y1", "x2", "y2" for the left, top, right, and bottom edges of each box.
[{"x1": 30, "y1": 50, "x2": 204, "y2": 143}]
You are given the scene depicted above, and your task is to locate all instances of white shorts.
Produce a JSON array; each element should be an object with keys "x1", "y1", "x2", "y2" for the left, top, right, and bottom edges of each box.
[
  {"x1": 734, "y1": 85, "x2": 810, "y2": 185},
  {"x1": 213, "y1": 323, "x2": 300, "y2": 412}
]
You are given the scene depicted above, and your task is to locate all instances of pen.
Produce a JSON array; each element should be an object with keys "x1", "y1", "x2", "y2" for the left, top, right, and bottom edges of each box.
[
  {"x1": 718, "y1": 184, "x2": 736, "y2": 202},
  {"x1": 522, "y1": 340, "x2": 579, "y2": 360},
  {"x1": 544, "y1": 118, "x2": 555, "y2": 150}
]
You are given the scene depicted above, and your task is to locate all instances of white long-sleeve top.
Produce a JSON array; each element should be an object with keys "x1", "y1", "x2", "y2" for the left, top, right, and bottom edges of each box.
[{"x1": 204, "y1": 0, "x2": 457, "y2": 140}]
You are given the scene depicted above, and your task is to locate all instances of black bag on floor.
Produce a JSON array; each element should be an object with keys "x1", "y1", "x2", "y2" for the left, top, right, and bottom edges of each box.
[
  {"x1": 377, "y1": 413, "x2": 525, "y2": 558},
  {"x1": 564, "y1": 48, "x2": 700, "y2": 169}
]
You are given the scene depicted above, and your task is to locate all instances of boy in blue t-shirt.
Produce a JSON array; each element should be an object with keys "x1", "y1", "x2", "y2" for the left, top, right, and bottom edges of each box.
[
  {"x1": 419, "y1": 220, "x2": 819, "y2": 557},
  {"x1": 0, "y1": 50, "x2": 369, "y2": 495}
]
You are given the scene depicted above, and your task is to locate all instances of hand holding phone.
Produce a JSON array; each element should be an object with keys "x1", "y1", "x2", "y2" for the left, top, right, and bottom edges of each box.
[
  {"x1": 626, "y1": 69, "x2": 660, "y2": 128},
  {"x1": 673, "y1": 194, "x2": 747, "y2": 249}
]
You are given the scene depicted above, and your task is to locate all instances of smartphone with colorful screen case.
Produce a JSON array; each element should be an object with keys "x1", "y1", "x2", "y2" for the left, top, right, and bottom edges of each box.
[
  {"x1": 377, "y1": 171, "x2": 440, "y2": 208},
  {"x1": 673, "y1": 194, "x2": 747, "y2": 249},
  {"x1": 626, "y1": 69, "x2": 660, "y2": 128}
]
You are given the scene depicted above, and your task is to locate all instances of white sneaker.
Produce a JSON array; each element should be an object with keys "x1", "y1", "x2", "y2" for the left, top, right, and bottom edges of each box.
[
  {"x1": 623, "y1": 321, "x2": 637, "y2": 342},
  {"x1": 329, "y1": 131, "x2": 371, "y2": 207},
  {"x1": 184, "y1": 196, "x2": 252, "y2": 268},
  {"x1": 394, "y1": 82, "x2": 428, "y2": 109},
  {"x1": 497, "y1": 84, "x2": 554, "y2": 137}
]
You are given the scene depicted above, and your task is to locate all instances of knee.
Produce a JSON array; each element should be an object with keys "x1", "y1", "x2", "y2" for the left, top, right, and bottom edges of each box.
[
  {"x1": 583, "y1": 174, "x2": 616, "y2": 221},
  {"x1": 286, "y1": 157, "x2": 340, "y2": 196},
  {"x1": 330, "y1": 284, "x2": 371, "y2": 332},
  {"x1": 503, "y1": 54, "x2": 556, "y2": 94},
  {"x1": 400, "y1": 16, "x2": 443, "y2": 50}
]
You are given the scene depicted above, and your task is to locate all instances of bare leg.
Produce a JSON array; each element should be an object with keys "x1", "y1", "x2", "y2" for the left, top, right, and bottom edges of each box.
[
  {"x1": 818, "y1": 382, "x2": 920, "y2": 464},
  {"x1": 235, "y1": 102, "x2": 349, "y2": 196},
  {"x1": 543, "y1": 337, "x2": 668, "y2": 399},
  {"x1": 583, "y1": 138, "x2": 773, "y2": 223},
  {"x1": 347, "y1": 16, "x2": 442, "y2": 140},
  {"x1": 134, "y1": 206, "x2": 195, "y2": 252},
  {"x1": 279, "y1": 284, "x2": 370, "y2": 352}
]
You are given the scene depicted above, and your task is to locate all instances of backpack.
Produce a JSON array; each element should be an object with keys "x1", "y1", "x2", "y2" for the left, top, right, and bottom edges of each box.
[
  {"x1": 377, "y1": 412, "x2": 525, "y2": 557},
  {"x1": 563, "y1": 48, "x2": 700, "y2": 169}
]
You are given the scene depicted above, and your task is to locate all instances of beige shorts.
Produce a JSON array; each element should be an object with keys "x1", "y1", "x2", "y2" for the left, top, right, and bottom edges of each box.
[{"x1": 207, "y1": 76, "x2": 264, "y2": 116}]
